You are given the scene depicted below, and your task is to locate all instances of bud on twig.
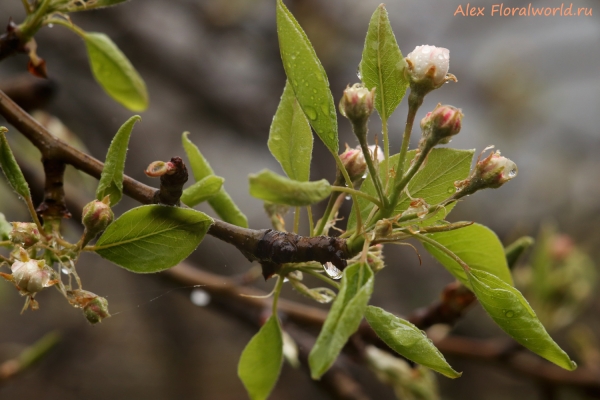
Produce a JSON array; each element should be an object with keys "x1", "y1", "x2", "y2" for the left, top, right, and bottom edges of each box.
[
  {"x1": 9, "y1": 222, "x2": 41, "y2": 248},
  {"x1": 67, "y1": 289, "x2": 111, "y2": 324},
  {"x1": 10, "y1": 248, "x2": 54, "y2": 296},
  {"x1": 454, "y1": 147, "x2": 518, "y2": 197},
  {"x1": 404, "y1": 45, "x2": 456, "y2": 95},
  {"x1": 339, "y1": 145, "x2": 367, "y2": 183},
  {"x1": 81, "y1": 196, "x2": 113, "y2": 246},
  {"x1": 339, "y1": 83, "x2": 375, "y2": 132},
  {"x1": 419, "y1": 104, "x2": 463, "y2": 149}
]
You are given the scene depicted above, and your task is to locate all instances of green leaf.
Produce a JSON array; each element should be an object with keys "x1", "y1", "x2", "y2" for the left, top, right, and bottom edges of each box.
[
  {"x1": 349, "y1": 148, "x2": 474, "y2": 230},
  {"x1": 249, "y1": 170, "x2": 331, "y2": 206},
  {"x1": 95, "y1": 205, "x2": 213, "y2": 273},
  {"x1": 83, "y1": 32, "x2": 148, "y2": 111},
  {"x1": 180, "y1": 176, "x2": 224, "y2": 207},
  {"x1": 0, "y1": 212, "x2": 11, "y2": 240},
  {"x1": 64, "y1": 0, "x2": 128, "y2": 12},
  {"x1": 421, "y1": 223, "x2": 513, "y2": 288},
  {"x1": 96, "y1": 115, "x2": 141, "y2": 206},
  {"x1": 0, "y1": 128, "x2": 31, "y2": 200},
  {"x1": 309, "y1": 262, "x2": 374, "y2": 379},
  {"x1": 268, "y1": 81, "x2": 313, "y2": 182},
  {"x1": 182, "y1": 133, "x2": 248, "y2": 228},
  {"x1": 238, "y1": 316, "x2": 283, "y2": 400},
  {"x1": 467, "y1": 269, "x2": 577, "y2": 371},
  {"x1": 359, "y1": 4, "x2": 408, "y2": 122},
  {"x1": 365, "y1": 306, "x2": 461, "y2": 378},
  {"x1": 504, "y1": 236, "x2": 535, "y2": 269},
  {"x1": 276, "y1": 0, "x2": 338, "y2": 154}
]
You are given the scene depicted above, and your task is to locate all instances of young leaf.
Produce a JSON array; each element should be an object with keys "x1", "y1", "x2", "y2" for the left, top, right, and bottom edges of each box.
[
  {"x1": 422, "y1": 223, "x2": 514, "y2": 288},
  {"x1": 365, "y1": 306, "x2": 461, "y2": 378},
  {"x1": 309, "y1": 262, "x2": 374, "y2": 379},
  {"x1": 268, "y1": 81, "x2": 313, "y2": 182},
  {"x1": 96, "y1": 115, "x2": 141, "y2": 206},
  {"x1": 359, "y1": 4, "x2": 408, "y2": 122},
  {"x1": 249, "y1": 169, "x2": 330, "y2": 206},
  {"x1": 182, "y1": 133, "x2": 248, "y2": 228},
  {"x1": 467, "y1": 269, "x2": 577, "y2": 371},
  {"x1": 0, "y1": 212, "x2": 11, "y2": 240},
  {"x1": 348, "y1": 149, "x2": 474, "y2": 230},
  {"x1": 65, "y1": 0, "x2": 129, "y2": 12},
  {"x1": 83, "y1": 32, "x2": 148, "y2": 111},
  {"x1": 180, "y1": 176, "x2": 224, "y2": 207},
  {"x1": 276, "y1": 0, "x2": 338, "y2": 154},
  {"x1": 238, "y1": 316, "x2": 283, "y2": 400},
  {"x1": 95, "y1": 205, "x2": 213, "y2": 273},
  {"x1": 0, "y1": 128, "x2": 31, "y2": 200}
]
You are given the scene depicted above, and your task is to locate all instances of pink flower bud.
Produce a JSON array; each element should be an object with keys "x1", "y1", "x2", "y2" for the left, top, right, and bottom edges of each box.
[
  {"x1": 404, "y1": 45, "x2": 455, "y2": 93},
  {"x1": 454, "y1": 147, "x2": 518, "y2": 195},
  {"x1": 9, "y1": 222, "x2": 41, "y2": 248},
  {"x1": 340, "y1": 145, "x2": 367, "y2": 182},
  {"x1": 339, "y1": 84, "x2": 376, "y2": 127},
  {"x1": 420, "y1": 104, "x2": 463, "y2": 146},
  {"x1": 82, "y1": 197, "x2": 114, "y2": 242}
]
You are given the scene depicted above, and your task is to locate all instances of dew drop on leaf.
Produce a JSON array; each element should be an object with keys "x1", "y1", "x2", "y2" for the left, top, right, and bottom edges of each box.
[{"x1": 305, "y1": 106, "x2": 317, "y2": 120}]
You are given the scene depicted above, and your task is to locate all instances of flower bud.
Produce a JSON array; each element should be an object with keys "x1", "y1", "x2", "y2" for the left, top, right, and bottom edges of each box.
[
  {"x1": 81, "y1": 196, "x2": 114, "y2": 245},
  {"x1": 404, "y1": 45, "x2": 455, "y2": 94},
  {"x1": 83, "y1": 296, "x2": 111, "y2": 325},
  {"x1": 340, "y1": 145, "x2": 367, "y2": 182},
  {"x1": 66, "y1": 289, "x2": 111, "y2": 324},
  {"x1": 454, "y1": 147, "x2": 518, "y2": 196},
  {"x1": 420, "y1": 104, "x2": 463, "y2": 147},
  {"x1": 339, "y1": 84, "x2": 375, "y2": 128},
  {"x1": 11, "y1": 256, "x2": 52, "y2": 295},
  {"x1": 9, "y1": 222, "x2": 41, "y2": 248}
]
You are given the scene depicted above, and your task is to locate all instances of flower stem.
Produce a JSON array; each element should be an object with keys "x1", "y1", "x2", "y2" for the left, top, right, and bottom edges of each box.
[{"x1": 394, "y1": 91, "x2": 423, "y2": 189}]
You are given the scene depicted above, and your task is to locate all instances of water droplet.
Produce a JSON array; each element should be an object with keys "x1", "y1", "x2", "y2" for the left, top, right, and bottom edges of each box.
[
  {"x1": 362, "y1": 173, "x2": 367, "y2": 179},
  {"x1": 345, "y1": 195, "x2": 351, "y2": 200},
  {"x1": 48, "y1": 23, "x2": 54, "y2": 28},
  {"x1": 305, "y1": 107, "x2": 317, "y2": 120},
  {"x1": 61, "y1": 268, "x2": 69, "y2": 274},
  {"x1": 312, "y1": 89, "x2": 317, "y2": 94},
  {"x1": 320, "y1": 104, "x2": 329, "y2": 115},
  {"x1": 323, "y1": 262, "x2": 343, "y2": 280},
  {"x1": 504, "y1": 310, "x2": 515, "y2": 318},
  {"x1": 305, "y1": 82, "x2": 309, "y2": 87},
  {"x1": 190, "y1": 289, "x2": 211, "y2": 306},
  {"x1": 356, "y1": 68, "x2": 362, "y2": 80},
  {"x1": 455, "y1": 186, "x2": 462, "y2": 192},
  {"x1": 508, "y1": 169, "x2": 517, "y2": 178},
  {"x1": 447, "y1": 187, "x2": 454, "y2": 194}
]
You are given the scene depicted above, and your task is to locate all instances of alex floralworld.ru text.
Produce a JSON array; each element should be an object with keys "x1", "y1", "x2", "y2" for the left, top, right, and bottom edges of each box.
[{"x1": 454, "y1": 3, "x2": 592, "y2": 17}]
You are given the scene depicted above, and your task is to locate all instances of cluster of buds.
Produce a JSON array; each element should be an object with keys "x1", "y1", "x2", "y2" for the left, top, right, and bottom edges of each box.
[
  {"x1": 454, "y1": 147, "x2": 518, "y2": 197},
  {"x1": 339, "y1": 83, "x2": 376, "y2": 131},
  {"x1": 67, "y1": 289, "x2": 111, "y2": 324},
  {"x1": 404, "y1": 45, "x2": 456, "y2": 95},
  {"x1": 81, "y1": 196, "x2": 114, "y2": 247},
  {"x1": 419, "y1": 104, "x2": 463, "y2": 150},
  {"x1": 9, "y1": 222, "x2": 41, "y2": 248}
]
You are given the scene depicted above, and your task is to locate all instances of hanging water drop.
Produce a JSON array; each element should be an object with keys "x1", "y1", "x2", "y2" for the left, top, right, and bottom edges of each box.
[
  {"x1": 323, "y1": 262, "x2": 343, "y2": 280},
  {"x1": 190, "y1": 288, "x2": 211, "y2": 306}
]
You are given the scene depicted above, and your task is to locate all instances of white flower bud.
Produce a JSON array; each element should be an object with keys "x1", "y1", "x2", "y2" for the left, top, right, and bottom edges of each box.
[
  {"x1": 404, "y1": 45, "x2": 455, "y2": 93},
  {"x1": 11, "y1": 258, "x2": 52, "y2": 294}
]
